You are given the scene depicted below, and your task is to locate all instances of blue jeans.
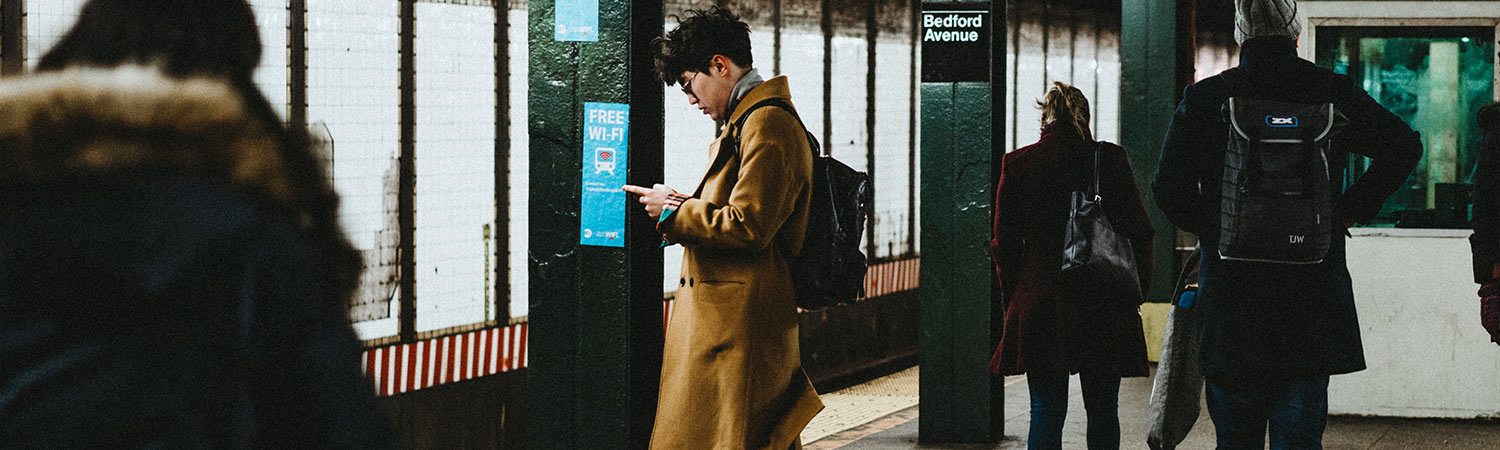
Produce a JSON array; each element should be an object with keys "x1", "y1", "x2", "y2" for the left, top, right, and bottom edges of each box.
[
  {"x1": 1027, "y1": 373, "x2": 1121, "y2": 450},
  {"x1": 1205, "y1": 375, "x2": 1330, "y2": 450}
]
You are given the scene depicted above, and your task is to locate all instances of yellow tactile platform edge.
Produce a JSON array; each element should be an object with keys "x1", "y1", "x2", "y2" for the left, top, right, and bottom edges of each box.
[{"x1": 801, "y1": 366, "x2": 921, "y2": 444}]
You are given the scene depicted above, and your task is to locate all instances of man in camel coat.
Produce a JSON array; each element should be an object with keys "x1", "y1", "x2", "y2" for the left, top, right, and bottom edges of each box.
[{"x1": 623, "y1": 7, "x2": 822, "y2": 450}]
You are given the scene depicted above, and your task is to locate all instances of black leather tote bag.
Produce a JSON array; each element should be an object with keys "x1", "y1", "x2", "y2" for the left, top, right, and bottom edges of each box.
[{"x1": 1061, "y1": 143, "x2": 1143, "y2": 303}]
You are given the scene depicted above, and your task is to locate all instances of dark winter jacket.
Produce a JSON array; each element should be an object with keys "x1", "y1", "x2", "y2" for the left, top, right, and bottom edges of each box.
[
  {"x1": 989, "y1": 123, "x2": 1155, "y2": 377},
  {"x1": 1474, "y1": 103, "x2": 1500, "y2": 283},
  {"x1": 0, "y1": 66, "x2": 393, "y2": 448},
  {"x1": 1153, "y1": 37, "x2": 1423, "y2": 378}
]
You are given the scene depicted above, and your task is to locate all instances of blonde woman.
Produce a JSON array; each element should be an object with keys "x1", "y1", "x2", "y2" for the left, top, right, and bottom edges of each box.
[{"x1": 989, "y1": 82, "x2": 1154, "y2": 449}]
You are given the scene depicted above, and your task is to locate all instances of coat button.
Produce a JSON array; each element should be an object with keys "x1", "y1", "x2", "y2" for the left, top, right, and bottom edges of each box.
[
  {"x1": 689, "y1": 278, "x2": 694, "y2": 287},
  {"x1": 679, "y1": 278, "x2": 686, "y2": 286}
]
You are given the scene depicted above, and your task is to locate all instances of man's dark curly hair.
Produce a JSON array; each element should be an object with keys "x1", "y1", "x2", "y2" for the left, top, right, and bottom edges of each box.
[{"x1": 655, "y1": 7, "x2": 753, "y2": 86}]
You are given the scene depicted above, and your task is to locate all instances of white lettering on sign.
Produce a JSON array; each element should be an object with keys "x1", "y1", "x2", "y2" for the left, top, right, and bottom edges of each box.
[
  {"x1": 923, "y1": 14, "x2": 984, "y2": 29},
  {"x1": 588, "y1": 109, "x2": 627, "y2": 124},
  {"x1": 587, "y1": 126, "x2": 625, "y2": 141},
  {"x1": 922, "y1": 13, "x2": 985, "y2": 43},
  {"x1": 924, "y1": 29, "x2": 981, "y2": 42}
]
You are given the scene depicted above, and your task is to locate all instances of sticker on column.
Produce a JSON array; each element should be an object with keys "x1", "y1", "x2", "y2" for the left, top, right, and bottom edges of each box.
[
  {"x1": 555, "y1": 0, "x2": 599, "y2": 42},
  {"x1": 581, "y1": 102, "x2": 629, "y2": 247}
]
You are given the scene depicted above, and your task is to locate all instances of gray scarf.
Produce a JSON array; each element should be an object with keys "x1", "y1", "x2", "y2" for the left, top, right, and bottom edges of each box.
[{"x1": 724, "y1": 68, "x2": 765, "y2": 122}]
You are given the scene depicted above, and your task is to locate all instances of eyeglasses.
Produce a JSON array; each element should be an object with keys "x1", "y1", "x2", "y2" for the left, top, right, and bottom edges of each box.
[{"x1": 681, "y1": 71, "x2": 703, "y2": 97}]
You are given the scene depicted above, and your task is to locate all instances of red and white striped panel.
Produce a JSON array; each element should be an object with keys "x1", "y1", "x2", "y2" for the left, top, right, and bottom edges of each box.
[
  {"x1": 861, "y1": 258, "x2": 921, "y2": 299},
  {"x1": 360, "y1": 322, "x2": 529, "y2": 397},
  {"x1": 365, "y1": 259, "x2": 921, "y2": 395}
]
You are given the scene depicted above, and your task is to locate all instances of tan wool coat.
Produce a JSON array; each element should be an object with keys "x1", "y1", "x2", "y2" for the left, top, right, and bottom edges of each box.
[{"x1": 650, "y1": 76, "x2": 823, "y2": 449}]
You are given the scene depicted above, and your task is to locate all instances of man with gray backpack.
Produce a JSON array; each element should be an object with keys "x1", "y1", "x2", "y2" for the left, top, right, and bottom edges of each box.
[{"x1": 1152, "y1": 0, "x2": 1421, "y2": 447}]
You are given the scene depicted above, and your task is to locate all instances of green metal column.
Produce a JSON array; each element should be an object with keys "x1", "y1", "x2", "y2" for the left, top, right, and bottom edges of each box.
[
  {"x1": 527, "y1": 1, "x2": 665, "y2": 449},
  {"x1": 1122, "y1": 0, "x2": 1182, "y2": 302},
  {"x1": 919, "y1": 0, "x2": 1004, "y2": 443}
]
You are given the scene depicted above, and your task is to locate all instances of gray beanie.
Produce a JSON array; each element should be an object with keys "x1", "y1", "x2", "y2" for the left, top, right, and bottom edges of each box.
[{"x1": 1235, "y1": 0, "x2": 1302, "y2": 45}]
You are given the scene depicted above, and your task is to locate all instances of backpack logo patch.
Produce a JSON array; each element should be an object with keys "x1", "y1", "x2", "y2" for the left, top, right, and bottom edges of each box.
[
  {"x1": 1266, "y1": 115, "x2": 1299, "y2": 128},
  {"x1": 1289, "y1": 235, "x2": 1306, "y2": 245}
]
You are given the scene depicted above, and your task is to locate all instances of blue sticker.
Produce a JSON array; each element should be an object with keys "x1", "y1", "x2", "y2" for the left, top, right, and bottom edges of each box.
[
  {"x1": 555, "y1": 0, "x2": 599, "y2": 42},
  {"x1": 581, "y1": 102, "x2": 629, "y2": 247}
]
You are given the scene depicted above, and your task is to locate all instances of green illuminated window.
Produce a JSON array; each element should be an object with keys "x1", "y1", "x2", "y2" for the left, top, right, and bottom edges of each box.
[{"x1": 1315, "y1": 27, "x2": 1495, "y2": 228}]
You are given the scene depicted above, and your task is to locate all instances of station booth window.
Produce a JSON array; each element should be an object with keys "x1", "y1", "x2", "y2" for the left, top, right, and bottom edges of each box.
[{"x1": 1312, "y1": 24, "x2": 1498, "y2": 229}]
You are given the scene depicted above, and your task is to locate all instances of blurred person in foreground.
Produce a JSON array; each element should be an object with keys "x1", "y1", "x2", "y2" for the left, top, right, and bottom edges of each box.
[
  {"x1": 0, "y1": 0, "x2": 392, "y2": 447},
  {"x1": 989, "y1": 82, "x2": 1155, "y2": 450},
  {"x1": 1474, "y1": 102, "x2": 1500, "y2": 345}
]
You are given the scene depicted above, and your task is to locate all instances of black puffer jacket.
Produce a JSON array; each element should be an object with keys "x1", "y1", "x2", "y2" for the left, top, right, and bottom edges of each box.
[
  {"x1": 0, "y1": 66, "x2": 393, "y2": 448},
  {"x1": 1153, "y1": 37, "x2": 1422, "y2": 379}
]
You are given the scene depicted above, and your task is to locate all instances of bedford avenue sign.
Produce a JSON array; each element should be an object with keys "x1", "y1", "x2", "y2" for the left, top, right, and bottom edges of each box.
[
  {"x1": 921, "y1": 4, "x2": 989, "y2": 83},
  {"x1": 924, "y1": 13, "x2": 983, "y2": 42}
]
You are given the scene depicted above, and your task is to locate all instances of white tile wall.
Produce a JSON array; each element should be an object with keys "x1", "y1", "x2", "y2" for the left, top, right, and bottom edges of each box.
[
  {"x1": 751, "y1": 25, "x2": 776, "y2": 77},
  {"x1": 780, "y1": 31, "x2": 826, "y2": 141},
  {"x1": 413, "y1": 2, "x2": 497, "y2": 333},
  {"x1": 307, "y1": 0, "x2": 402, "y2": 339},
  {"x1": 874, "y1": 39, "x2": 914, "y2": 258},
  {"x1": 507, "y1": 9, "x2": 530, "y2": 319},
  {"x1": 1073, "y1": 21, "x2": 1098, "y2": 135},
  {"x1": 249, "y1": 0, "x2": 289, "y2": 120},
  {"x1": 1095, "y1": 27, "x2": 1121, "y2": 144},
  {"x1": 24, "y1": 1, "x2": 287, "y2": 120},
  {"x1": 10, "y1": 2, "x2": 1133, "y2": 316},
  {"x1": 659, "y1": 26, "x2": 924, "y2": 291},
  {"x1": 1007, "y1": 15, "x2": 1122, "y2": 150},
  {"x1": 23, "y1": 0, "x2": 86, "y2": 68},
  {"x1": 1045, "y1": 19, "x2": 1073, "y2": 86},
  {"x1": 1013, "y1": 16, "x2": 1045, "y2": 151},
  {"x1": 829, "y1": 35, "x2": 869, "y2": 174}
]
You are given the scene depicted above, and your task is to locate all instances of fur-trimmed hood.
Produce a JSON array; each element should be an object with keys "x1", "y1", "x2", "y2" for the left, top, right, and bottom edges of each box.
[{"x1": 0, "y1": 65, "x2": 292, "y2": 205}]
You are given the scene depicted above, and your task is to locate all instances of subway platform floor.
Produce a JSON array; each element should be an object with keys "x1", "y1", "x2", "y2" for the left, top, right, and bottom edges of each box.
[{"x1": 802, "y1": 366, "x2": 1500, "y2": 449}]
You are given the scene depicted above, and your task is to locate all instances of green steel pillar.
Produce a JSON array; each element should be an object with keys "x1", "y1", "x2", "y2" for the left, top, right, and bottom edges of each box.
[
  {"x1": 527, "y1": 1, "x2": 665, "y2": 449},
  {"x1": 918, "y1": 0, "x2": 1005, "y2": 443},
  {"x1": 1121, "y1": 0, "x2": 1182, "y2": 302}
]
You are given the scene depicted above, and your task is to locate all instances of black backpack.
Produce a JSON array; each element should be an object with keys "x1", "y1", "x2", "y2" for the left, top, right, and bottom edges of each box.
[
  {"x1": 727, "y1": 98, "x2": 870, "y2": 310},
  {"x1": 1218, "y1": 92, "x2": 1348, "y2": 264}
]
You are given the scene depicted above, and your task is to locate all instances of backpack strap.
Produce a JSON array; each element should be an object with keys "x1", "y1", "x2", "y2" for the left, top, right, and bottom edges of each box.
[
  {"x1": 729, "y1": 98, "x2": 820, "y2": 158},
  {"x1": 1090, "y1": 141, "x2": 1103, "y2": 201}
]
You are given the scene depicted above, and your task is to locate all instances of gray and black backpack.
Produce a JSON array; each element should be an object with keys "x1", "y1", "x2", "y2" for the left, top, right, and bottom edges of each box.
[
  {"x1": 728, "y1": 98, "x2": 870, "y2": 309},
  {"x1": 1218, "y1": 94, "x2": 1348, "y2": 264}
]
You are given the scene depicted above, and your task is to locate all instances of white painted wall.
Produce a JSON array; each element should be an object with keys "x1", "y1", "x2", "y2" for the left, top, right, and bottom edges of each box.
[{"x1": 1331, "y1": 230, "x2": 1500, "y2": 419}]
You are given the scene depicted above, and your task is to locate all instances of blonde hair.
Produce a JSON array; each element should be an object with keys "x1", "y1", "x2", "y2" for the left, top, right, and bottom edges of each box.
[{"x1": 1037, "y1": 81, "x2": 1093, "y2": 142}]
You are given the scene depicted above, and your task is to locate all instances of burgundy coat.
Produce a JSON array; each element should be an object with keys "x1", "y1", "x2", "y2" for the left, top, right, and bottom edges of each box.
[{"x1": 988, "y1": 124, "x2": 1154, "y2": 377}]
